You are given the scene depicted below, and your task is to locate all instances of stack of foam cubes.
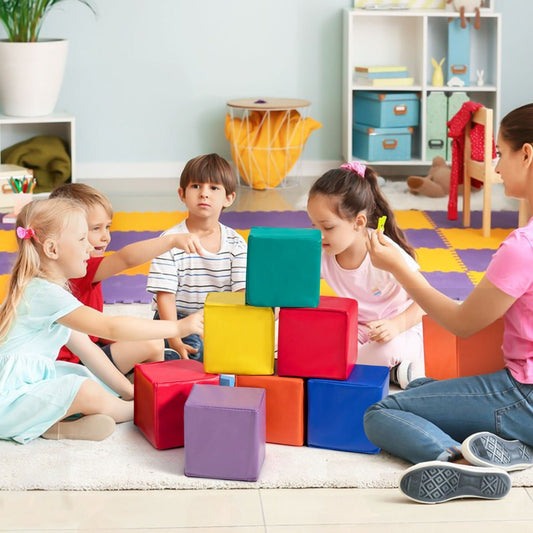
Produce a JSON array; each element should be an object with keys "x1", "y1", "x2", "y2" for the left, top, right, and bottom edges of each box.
[{"x1": 133, "y1": 227, "x2": 390, "y2": 482}]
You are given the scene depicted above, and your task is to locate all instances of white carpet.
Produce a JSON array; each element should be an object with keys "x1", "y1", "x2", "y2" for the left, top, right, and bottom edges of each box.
[
  {"x1": 3, "y1": 422, "x2": 533, "y2": 490},
  {"x1": 0, "y1": 422, "x2": 407, "y2": 490}
]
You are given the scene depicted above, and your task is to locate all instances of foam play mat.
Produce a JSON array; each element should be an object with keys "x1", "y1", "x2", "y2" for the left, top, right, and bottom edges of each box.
[{"x1": 0, "y1": 209, "x2": 521, "y2": 304}]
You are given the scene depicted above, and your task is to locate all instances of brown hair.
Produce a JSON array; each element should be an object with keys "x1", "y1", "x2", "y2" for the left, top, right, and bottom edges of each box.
[
  {"x1": 0, "y1": 198, "x2": 85, "y2": 342},
  {"x1": 499, "y1": 103, "x2": 533, "y2": 151},
  {"x1": 309, "y1": 166, "x2": 415, "y2": 258},
  {"x1": 50, "y1": 183, "x2": 113, "y2": 218},
  {"x1": 180, "y1": 153, "x2": 237, "y2": 195}
]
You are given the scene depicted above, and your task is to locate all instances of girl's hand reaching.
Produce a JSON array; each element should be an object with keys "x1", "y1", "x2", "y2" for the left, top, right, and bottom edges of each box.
[
  {"x1": 177, "y1": 310, "x2": 204, "y2": 338},
  {"x1": 172, "y1": 233, "x2": 204, "y2": 255}
]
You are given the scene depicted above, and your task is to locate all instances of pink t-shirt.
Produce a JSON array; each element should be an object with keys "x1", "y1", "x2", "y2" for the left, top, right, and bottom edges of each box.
[
  {"x1": 321, "y1": 231, "x2": 419, "y2": 339},
  {"x1": 486, "y1": 218, "x2": 533, "y2": 383}
]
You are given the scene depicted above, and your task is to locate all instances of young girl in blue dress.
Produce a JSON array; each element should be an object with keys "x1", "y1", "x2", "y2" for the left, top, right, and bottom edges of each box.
[{"x1": 0, "y1": 198, "x2": 202, "y2": 444}]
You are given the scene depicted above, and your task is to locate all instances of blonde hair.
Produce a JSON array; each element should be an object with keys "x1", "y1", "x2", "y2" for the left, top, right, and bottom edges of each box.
[
  {"x1": 0, "y1": 198, "x2": 85, "y2": 342},
  {"x1": 49, "y1": 183, "x2": 113, "y2": 218}
]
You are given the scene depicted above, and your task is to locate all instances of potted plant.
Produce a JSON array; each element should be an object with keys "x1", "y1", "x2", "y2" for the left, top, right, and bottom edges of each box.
[{"x1": 0, "y1": 0, "x2": 95, "y2": 117}]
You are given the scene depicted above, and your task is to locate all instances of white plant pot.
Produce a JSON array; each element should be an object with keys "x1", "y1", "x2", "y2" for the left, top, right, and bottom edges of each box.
[{"x1": 0, "y1": 39, "x2": 68, "y2": 117}]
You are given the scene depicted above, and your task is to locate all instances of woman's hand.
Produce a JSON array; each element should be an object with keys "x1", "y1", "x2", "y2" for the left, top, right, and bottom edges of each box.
[{"x1": 366, "y1": 230, "x2": 404, "y2": 274}]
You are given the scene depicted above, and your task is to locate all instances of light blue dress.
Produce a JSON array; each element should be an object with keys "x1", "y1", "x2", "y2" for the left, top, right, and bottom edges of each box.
[{"x1": 0, "y1": 278, "x2": 91, "y2": 444}]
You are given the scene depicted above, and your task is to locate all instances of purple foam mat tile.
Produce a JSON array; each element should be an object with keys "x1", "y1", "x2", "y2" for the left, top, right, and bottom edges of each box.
[
  {"x1": 220, "y1": 210, "x2": 312, "y2": 229},
  {"x1": 425, "y1": 210, "x2": 520, "y2": 229},
  {"x1": 456, "y1": 249, "x2": 495, "y2": 272},
  {"x1": 102, "y1": 274, "x2": 152, "y2": 304},
  {"x1": 421, "y1": 271, "x2": 474, "y2": 301},
  {"x1": 404, "y1": 229, "x2": 446, "y2": 249},
  {"x1": 107, "y1": 231, "x2": 161, "y2": 252},
  {"x1": 0, "y1": 252, "x2": 15, "y2": 275},
  {"x1": 0, "y1": 221, "x2": 15, "y2": 231}
]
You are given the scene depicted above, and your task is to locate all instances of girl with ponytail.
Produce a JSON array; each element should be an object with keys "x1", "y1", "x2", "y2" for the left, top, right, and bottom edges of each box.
[
  {"x1": 307, "y1": 162, "x2": 424, "y2": 389},
  {"x1": 0, "y1": 198, "x2": 202, "y2": 444}
]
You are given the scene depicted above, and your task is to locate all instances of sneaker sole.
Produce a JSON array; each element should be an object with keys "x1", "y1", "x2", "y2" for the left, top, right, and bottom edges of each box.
[
  {"x1": 462, "y1": 432, "x2": 533, "y2": 472},
  {"x1": 399, "y1": 461, "x2": 511, "y2": 504}
]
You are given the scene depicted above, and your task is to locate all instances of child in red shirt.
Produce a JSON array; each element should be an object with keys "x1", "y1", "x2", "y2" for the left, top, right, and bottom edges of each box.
[{"x1": 50, "y1": 183, "x2": 202, "y2": 375}]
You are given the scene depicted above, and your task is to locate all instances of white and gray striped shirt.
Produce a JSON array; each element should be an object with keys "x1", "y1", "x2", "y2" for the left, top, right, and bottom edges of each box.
[{"x1": 147, "y1": 221, "x2": 247, "y2": 315}]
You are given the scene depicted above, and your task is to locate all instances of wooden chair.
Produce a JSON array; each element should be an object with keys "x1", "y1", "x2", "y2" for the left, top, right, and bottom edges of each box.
[{"x1": 462, "y1": 107, "x2": 529, "y2": 238}]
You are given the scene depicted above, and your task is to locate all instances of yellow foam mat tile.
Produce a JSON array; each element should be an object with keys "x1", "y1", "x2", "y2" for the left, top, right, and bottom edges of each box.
[
  {"x1": 320, "y1": 279, "x2": 337, "y2": 296},
  {"x1": 0, "y1": 274, "x2": 9, "y2": 303},
  {"x1": 439, "y1": 228, "x2": 512, "y2": 250},
  {"x1": 393, "y1": 210, "x2": 434, "y2": 230},
  {"x1": 0, "y1": 229, "x2": 17, "y2": 253},
  {"x1": 415, "y1": 248, "x2": 465, "y2": 272},
  {"x1": 235, "y1": 229, "x2": 250, "y2": 242},
  {"x1": 468, "y1": 271, "x2": 485, "y2": 286},
  {"x1": 110, "y1": 211, "x2": 188, "y2": 232}
]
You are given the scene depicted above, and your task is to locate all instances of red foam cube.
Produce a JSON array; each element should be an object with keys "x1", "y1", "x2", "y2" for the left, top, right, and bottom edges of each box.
[
  {"x1": 277, "y1": 295, "x2": 358, "y2": 380},
  {"x1": 134, "y1": 359, "x2": 219, "y2": 449}
]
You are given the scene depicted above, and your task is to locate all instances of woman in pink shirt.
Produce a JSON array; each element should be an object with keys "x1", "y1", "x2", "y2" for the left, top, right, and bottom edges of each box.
[{"x1": 364, "y1": 103, "x2": 533, "y2": 504}]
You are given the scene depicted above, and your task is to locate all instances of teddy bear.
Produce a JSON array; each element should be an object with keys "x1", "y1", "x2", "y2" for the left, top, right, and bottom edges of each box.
[
  {"x1": 407, "y1": 156, "x2": 454, "y2": 198},
  {"x1": 447, "y1": 0, "x2": 483, "y2": 30}
]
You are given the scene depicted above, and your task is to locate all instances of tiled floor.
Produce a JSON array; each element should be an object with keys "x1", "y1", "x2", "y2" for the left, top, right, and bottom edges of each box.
[{"x1": 3, "y1": 176, "x2": 532, "y2": 532}]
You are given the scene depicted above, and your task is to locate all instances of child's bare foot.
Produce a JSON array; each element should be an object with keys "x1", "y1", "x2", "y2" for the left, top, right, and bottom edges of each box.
[{"x1": 41, "y1": 414, "x2": 116, "y2": 441}]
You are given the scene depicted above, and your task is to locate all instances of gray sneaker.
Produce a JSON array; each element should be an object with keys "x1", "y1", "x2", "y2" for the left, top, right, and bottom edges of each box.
[
  {"x1": 462, "y1": 432, "x2": 533, "y2": 472},
  {"x1": 399, "y1": 461, "x2": 511, "y2": 504}
]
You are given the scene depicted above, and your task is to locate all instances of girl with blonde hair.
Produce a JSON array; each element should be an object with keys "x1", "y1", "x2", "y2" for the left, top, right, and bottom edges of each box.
[{"x1": 0, "y1": 198, "x2": 202, "y2": 443}]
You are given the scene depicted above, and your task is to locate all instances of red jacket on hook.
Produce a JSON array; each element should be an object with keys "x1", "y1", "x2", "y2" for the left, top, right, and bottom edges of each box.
[{"x1": 447, "y1": 101, "x2": 496, "y2": 220}]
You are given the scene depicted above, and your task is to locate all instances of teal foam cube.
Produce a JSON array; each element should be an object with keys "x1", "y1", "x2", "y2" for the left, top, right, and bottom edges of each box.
[{"x1": 245, "y1": 227, "x2": 321, "y2": 308}]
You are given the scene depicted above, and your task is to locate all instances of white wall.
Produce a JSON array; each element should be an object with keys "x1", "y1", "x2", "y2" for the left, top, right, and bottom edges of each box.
[{"x1": 1, "y1": 0, "x2": 531, "y2": 177}]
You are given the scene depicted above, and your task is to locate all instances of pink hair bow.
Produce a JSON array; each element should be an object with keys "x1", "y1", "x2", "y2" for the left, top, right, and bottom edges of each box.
[
  {"x1": 16, "y1": 226, "x2": 35, "y2": 240},
  {"x1": 340, "y1": 161, "x2": 366, "y2": 178}
]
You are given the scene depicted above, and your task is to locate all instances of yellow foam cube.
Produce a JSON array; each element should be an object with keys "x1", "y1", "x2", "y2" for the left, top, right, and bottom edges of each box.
[{"x1": 204, "y1": 292, "x2": 275, "y2": 375}]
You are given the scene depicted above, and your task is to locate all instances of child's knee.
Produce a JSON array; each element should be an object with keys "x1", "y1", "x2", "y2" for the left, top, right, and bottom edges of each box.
[{"x1": 146, "y1": 339, "x2": 165, "y2": 361}]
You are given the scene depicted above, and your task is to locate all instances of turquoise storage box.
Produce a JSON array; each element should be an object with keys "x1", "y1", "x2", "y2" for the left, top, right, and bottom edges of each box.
[
  {"x1": 447, "y1": 19, "x2": 471, "y2": 85},
  {"x1": 353, "y1": 124, "x2": 413, "y2": 161},
  {"x1": 353, "y1": 92, "x2": 419, "y2": 128},
  {"x1": 245, "y1": 227, "x2": 321, "y2": 308}
]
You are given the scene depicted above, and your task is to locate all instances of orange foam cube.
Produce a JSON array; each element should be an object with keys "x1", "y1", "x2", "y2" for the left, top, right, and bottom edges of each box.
[
  {"x1": 423, "y1": 315, "x2": 505, "y2": 380},
  {"x1": 235, "y1": 373, "x2": 305, "y2": 446}
]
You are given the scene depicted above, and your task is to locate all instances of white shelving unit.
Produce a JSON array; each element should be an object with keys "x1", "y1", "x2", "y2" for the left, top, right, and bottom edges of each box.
[
  {"x1": 343, "y1": 8, "x2": 501, "y2": 172},
  {"x1": 0, "y1": 112, "x2": 76, "y2": 182}
]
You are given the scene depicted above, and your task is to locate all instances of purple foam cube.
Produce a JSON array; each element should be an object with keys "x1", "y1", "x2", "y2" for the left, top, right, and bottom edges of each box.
[{"x1": 184, "y1": 384, "x2": 266, "y2": 481}]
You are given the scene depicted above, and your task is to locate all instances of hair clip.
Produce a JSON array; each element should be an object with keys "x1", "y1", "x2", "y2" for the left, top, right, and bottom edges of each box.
[
  {"x1": 340, "y1": 161, "x2": 366, "y2": 178},
  {"x1": 16, "y1": 226, "x2": 35, "y2": 240}
]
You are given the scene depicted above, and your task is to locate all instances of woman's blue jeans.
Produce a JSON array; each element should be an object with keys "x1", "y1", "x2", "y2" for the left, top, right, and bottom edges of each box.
[{"x1": 363, "y1": 369, "x2": 533, "y2": 465}]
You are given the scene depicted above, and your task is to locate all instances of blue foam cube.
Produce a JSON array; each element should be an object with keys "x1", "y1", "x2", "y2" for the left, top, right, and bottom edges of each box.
[
  {"x1": 219, "y1": 374, "x2": 236, "y2": 387},
  {"x1": 307, "y1": 364, "x2": 389, "y2": 454},
  {"x1": 245, "y1": 227, "x2": 321, "y2": 308}
]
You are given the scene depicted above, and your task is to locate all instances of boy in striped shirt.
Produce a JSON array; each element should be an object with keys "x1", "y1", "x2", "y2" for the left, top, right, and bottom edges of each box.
[{"x1": 147, "y1": 153, "x2": 247, "y2": 361}]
